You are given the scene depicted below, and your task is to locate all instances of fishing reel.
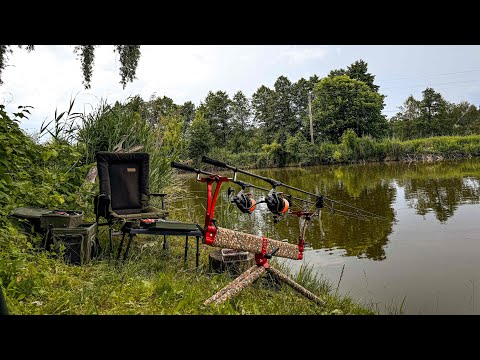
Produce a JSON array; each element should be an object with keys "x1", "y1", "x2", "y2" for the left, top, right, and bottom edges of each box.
[
  {"x1": 264, "y1": 189, "x2": 291, "y2": 223},
  {"x1": 228, "y1": 187, "x2": 257, "y2": 214}
]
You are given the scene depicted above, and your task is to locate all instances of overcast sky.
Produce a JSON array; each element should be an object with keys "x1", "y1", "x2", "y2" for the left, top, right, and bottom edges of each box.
[{"x1": 2, "y1": 45, "x2": 480, "y2": 134}]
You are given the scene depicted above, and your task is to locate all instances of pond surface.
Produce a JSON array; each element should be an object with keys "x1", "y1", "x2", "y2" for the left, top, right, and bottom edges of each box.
[{"x1": 175, "y1": 159, "x2": 480, "y2": 314}]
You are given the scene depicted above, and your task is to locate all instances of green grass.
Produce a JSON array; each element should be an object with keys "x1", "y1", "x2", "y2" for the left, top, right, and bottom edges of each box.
[{"x1": 1, "y1": 223, "x2": 375, "y2": 315}]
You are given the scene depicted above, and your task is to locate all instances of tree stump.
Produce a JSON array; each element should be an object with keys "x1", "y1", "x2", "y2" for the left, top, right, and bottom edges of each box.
[{"x1": 208, "y1": 249, "x2": 255, "y2": 277}]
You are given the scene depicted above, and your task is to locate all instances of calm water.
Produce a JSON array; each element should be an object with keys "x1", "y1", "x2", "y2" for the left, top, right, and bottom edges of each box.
[{"x1": 176, "y1": 159, "x2": 480, "y2": 314}]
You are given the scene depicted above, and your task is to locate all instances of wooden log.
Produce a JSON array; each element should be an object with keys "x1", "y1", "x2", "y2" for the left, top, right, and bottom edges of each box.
[
  {"x1": 212, "y1": 266, "x2": 266, "y2": 305},
  {"x1": 210, "y1": 227, "x2": 300, "y2": 260},
  {"x1": 203, "y1": 264, "x2": 259, "y2": 306},
  {"x1": 267, "y1": 266, "x2": 325, "y2": 306}
]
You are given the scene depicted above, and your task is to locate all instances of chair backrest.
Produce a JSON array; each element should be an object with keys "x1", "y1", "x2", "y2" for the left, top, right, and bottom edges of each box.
[{"x1": 96, "y1": 152, "x2": 150, "y2": 215}]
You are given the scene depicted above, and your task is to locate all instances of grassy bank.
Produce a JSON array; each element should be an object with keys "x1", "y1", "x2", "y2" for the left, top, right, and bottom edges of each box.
[
  {"x1": 202, "y1": 132, "x2": 480, "y2": 169},
  {"x1": 1, "y1": 223, "x2": 375, "y2": 315}
]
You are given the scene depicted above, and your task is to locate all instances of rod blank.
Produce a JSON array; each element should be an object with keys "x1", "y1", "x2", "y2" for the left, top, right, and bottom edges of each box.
[{"x1": 171, "y1": 161, "x2": 216, "y2": 176}]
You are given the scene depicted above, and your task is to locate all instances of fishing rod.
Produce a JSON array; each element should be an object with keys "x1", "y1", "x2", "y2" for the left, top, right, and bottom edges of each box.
[
  {"x1": 172, "y1": 162, "x2": 317, "y2": 216},
  {"x1": 203, "y1": 156, "x2": 315, "y2": 194},
  {"x1": 171, "y1": 162, "x2": 217, "y2": 178},
  {"x1": 201, "y1": 156, "x2": 386, "y2": 221},
  {"x1": 171, "y1": 161, "x2": 314, "y2": 261},
  {"x1": 199, "y1": 157, "x2": 325, "y2": 226}
]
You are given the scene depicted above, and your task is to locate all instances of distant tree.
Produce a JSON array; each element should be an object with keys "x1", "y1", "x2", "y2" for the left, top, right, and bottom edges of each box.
[
  {"x1": 231, "y1": 91, "x2": 252, "y2": 129},
  {"x1": 390, "y1": 88, "x2": 452, "y2": 139},
  {"x1": 199, "y1": 91, "x2": 231, "y2": 147},
  {"x1": 291, "y1": 77, "x2": 310, "y2": 137},
  {"x1": 141, "y1": 95, "x2": 180, "y2": 125},
  {"x1": 346, "y1": 60, "x2": 379, "y2": 92},
  {"x1": 187, "y1": 110, "x2": 214, "y2": 163},
  {"x1": 389, "y1": 95, "x2": 422, "y2": 139},
  {"x1": 252, "y1": 85, "x2": 276, "y2": 143},
  {"x1": 229, "y1": 91, "x2": 252, "y2": 151},
  {"x1": 419, "y1": 87, "x2": 449, "y2": 136},
  {"x1": 180, "y1": 101, "x2": 196, "y2": 127},
  {"x1": 0, "y1": 45, "x2": 141, "y2": 89},
  {"x1": 273, "y1": 76, "x2": 296, "y2": 144},
  {"x1": 328, "y1": 59, "x2": 380, "y2": 92},
  {"x1": 312, "y1": 75, "x2": 387, "y2": 142},
  {"x1": 449, "y1": 101, "x2": 480, "y2": 135}
]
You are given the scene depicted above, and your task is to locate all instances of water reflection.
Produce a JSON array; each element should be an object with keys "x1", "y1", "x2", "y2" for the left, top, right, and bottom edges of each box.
[
  {"x1": 177, "y1": 159, "x2": 480, "y2": 261},
  {"x1": 403, "y1": 177, "x2": 480, "y2": 222}
]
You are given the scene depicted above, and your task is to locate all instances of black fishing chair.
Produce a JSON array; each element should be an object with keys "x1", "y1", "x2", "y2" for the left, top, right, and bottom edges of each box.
[{"x1": 94, "y1": 152, "x2": 203, "y2": 265}]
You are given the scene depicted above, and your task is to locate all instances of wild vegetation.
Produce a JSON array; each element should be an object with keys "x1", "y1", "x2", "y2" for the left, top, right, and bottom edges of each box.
[
  {"x1": 2, "y1": 57, "x2": 479, "y2": 315},
  {"x1": 0, "y1": 103, "x2": 376, "y2": 314}
]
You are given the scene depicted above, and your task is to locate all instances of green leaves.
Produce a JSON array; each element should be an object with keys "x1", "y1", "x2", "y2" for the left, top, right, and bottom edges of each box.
[
  {"x1": 115, "y1": 45, "x2": 141, "y2": 89},
  {"x1": 389, "y1": 88, "x2": 480, "y2": 140},
  {"x1": 74, "y1": 45, "x2": 97, "y2": 90},
  {"x1": 187, "y1": 110, "x2": 214, "y2": 164},
  {"x1": 312, "y1": 75, "x2": 387, "y2": 143},
  {"x1": 41, "y1": 148, "x2": 58, "y2": 162}
]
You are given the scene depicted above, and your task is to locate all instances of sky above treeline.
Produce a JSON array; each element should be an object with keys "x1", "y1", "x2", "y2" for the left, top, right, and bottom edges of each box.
[{"x1": 2, "y1": 45, "x2": 480, "y2": 134}]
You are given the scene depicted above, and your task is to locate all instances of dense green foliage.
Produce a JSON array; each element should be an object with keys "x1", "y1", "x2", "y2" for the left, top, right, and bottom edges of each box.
[
  {"x1": 312, "y1": 76, "x2": 388, "y2": 142},
  {"x1": 389, "y1": 88, "x2": 480, "y2": 139},
  {"x1": 184, "y1": 131, "x2": 480, "y2": 168},
  {"x1": 0, "y1": 105, "x2": 91, "y2": 220}
]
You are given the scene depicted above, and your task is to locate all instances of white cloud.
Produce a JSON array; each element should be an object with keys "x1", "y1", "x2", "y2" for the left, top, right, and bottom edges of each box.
[{"x1": 280, "y1": 45, "x2": 330, "y2": 64}]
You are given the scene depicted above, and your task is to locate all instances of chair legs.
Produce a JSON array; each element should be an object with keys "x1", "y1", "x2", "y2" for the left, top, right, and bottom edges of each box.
[
  {"x1": 108, "y1": 226, "x2": 114, "y2": 255},
  {"x1": 196, "y1": 236, "x2": 200, "y2": 269},
  {"x1": 184, "y1": 236, "x2": 200, "y2": 269},
  {"x1": 184, "y1": 236, "x2": 189, "y2": 263},
  {"x1": 114, "y1": 232, "x2": 135, "y2": 263},
  {"x1": 116, "y1": 232, "x2": 126, "y2": 261},
  {"x1": 123, "y1": 234, "x2": 134, "y2": 263},
  {"x1": 107, "y1": 230, "x2": 200, "y2": 269}
]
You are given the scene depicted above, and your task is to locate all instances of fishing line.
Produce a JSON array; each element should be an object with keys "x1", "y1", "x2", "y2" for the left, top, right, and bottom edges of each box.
[
  {"x1": 325, "y1": 206, "x2": 373, "y2": 221},
  {"x1": 324, "y1": 197, "x2": 387, "y2": 220}
]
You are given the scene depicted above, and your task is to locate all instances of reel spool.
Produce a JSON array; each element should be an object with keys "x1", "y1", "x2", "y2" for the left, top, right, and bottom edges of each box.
[
  {"x1": 265, "y1": 190, "x2": 290, "y2": 216},
  {"x1": 228, "y1": 188, "x2": 257, "y2": 214}
]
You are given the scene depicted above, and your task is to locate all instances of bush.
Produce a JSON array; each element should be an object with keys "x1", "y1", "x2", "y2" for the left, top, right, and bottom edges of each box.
[{"x1": 258, "y1": 142, "x2": 286, "y2": 167}]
